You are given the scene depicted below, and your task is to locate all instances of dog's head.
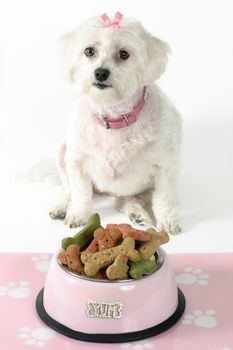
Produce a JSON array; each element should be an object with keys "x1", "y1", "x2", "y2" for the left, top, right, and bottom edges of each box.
[{"x1": 59, "y1": 13, "x2": 170, "y2": 105}]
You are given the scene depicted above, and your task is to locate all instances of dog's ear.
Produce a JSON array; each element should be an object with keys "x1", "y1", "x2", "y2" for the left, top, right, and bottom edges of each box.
[
  {"x1": 57, "y1": 29, "x2": 79, "y2": 83},
  {"x1": 144, "y1": 33, "x2": 170, "y2": 83}
]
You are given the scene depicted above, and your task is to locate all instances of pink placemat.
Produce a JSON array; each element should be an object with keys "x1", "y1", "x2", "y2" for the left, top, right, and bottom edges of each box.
[{"x1": 0, "y1": 252, "x2": 232, "y2": 350}]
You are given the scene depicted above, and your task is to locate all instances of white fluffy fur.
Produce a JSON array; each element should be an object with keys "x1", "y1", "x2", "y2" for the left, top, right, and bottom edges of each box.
[{"x1": 51, "y1": 14, "x2": 182, "y2": 234}]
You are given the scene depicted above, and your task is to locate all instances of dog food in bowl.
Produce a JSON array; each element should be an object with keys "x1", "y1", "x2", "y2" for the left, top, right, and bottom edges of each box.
[{"x1": 58, "y1": 213, "x2": 169, "y2": 280}]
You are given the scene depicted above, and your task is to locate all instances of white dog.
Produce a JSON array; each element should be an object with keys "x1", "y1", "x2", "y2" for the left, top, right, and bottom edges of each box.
[{"x1": 50, "y1": 12, "x2": 182, "y2": 234}]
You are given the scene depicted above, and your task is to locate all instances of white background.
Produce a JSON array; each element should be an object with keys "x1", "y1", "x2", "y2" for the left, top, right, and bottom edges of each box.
[{"x1": 0, "y1": 0, "x2": 233, "y2": 253}]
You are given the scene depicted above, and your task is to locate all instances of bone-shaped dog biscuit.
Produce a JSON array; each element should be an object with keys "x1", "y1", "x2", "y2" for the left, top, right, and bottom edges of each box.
[
  {"x1": 58, "y1": 244, "x2": 84, "y2": 274},
  {"x1": 81, "y1": 237, "x2": 140, "y2": 277},
  {"x1": 106, "y1": 254, "x2": 129, "y2": 280},
  {"x1": 139, "y1": 229, "x2": 169, "y2": 260}
]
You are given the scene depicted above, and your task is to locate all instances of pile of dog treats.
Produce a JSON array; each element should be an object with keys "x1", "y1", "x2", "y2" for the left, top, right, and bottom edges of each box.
[{"x1": 58, "y1": 213, "x2": 169, "y2": 280}]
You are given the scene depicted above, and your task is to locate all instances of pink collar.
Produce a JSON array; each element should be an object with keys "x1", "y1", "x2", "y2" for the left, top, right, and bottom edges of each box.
[{"x1": 95, "y1": 86, "x2": 147, "y2": 129}]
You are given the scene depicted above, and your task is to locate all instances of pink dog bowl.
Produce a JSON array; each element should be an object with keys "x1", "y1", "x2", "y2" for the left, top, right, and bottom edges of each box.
[{"x1": 36, "y1": 248, "x2": 185, "y2": 343}]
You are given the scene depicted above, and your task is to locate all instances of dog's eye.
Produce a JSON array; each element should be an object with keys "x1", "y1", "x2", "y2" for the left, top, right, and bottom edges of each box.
[
  {"x1": 119, "y1": 50, "x2": 130, "y2": 60},
  {"x1": 84, "y1": 47, "x2": 95, "y2": 57}
]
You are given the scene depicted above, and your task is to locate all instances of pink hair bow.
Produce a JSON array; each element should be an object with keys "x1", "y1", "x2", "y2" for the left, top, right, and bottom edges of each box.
[{"x1": 101, "y1": 12, "x2": 123, "y2": 30}]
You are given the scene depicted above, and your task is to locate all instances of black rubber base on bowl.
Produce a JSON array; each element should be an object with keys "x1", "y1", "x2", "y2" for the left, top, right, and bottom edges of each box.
[{"x1": 36, "y1": 288, "x2": 185, "y2": 343}]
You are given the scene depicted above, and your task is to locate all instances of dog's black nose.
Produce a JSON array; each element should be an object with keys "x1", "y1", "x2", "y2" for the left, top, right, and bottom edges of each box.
[{"x1": 95, "y1": 68, "x2": 110, "y2": 82}]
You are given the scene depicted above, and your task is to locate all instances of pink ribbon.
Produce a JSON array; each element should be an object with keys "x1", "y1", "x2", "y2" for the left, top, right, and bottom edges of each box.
[{"x1": 101, "y1": 12, "x2": 123, "y2": 30}]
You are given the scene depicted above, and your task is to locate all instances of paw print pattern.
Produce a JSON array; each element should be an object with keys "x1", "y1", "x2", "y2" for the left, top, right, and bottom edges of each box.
[
  {"x1": 120, "y1": 339, "x2": 154, "y2": 350},
  {"x1": 0, "y1": 281, "x2": 31, "y2": 298},
  {"x1": 182, "y1": 309, "x2": 217, "y2": 328},
  {"x1": 32, "y1": 254, "x2": 51, "y2": 272},
  {"x1": 18, "y1": 327, "x2": 55, "y2": 347},
  {"x1": 176, "y1": 267, "x2": 209, "y2": 285}
]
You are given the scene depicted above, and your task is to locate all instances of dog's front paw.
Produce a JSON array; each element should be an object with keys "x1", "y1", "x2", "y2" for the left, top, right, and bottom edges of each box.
[
  {"x1": 49, "y1": 202, "x2": 68, "y2": 220},
  {"x1": 117, "y1": 199, "x2": 152, "y2": 226},
  {"x1": 129, "y1": 209, "x2": 152, "y2": 226},
  {"x1": 154, "y1": 207, "x2": 181, "y2": 235},
  {"x1": 64, "y1": 207, "x2": 90, "y2": 229}
]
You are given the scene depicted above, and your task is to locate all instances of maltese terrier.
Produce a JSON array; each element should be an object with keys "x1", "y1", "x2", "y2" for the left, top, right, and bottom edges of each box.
[{"x1": 50, "y1": 12, "x2": 182, "y2": 234}]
